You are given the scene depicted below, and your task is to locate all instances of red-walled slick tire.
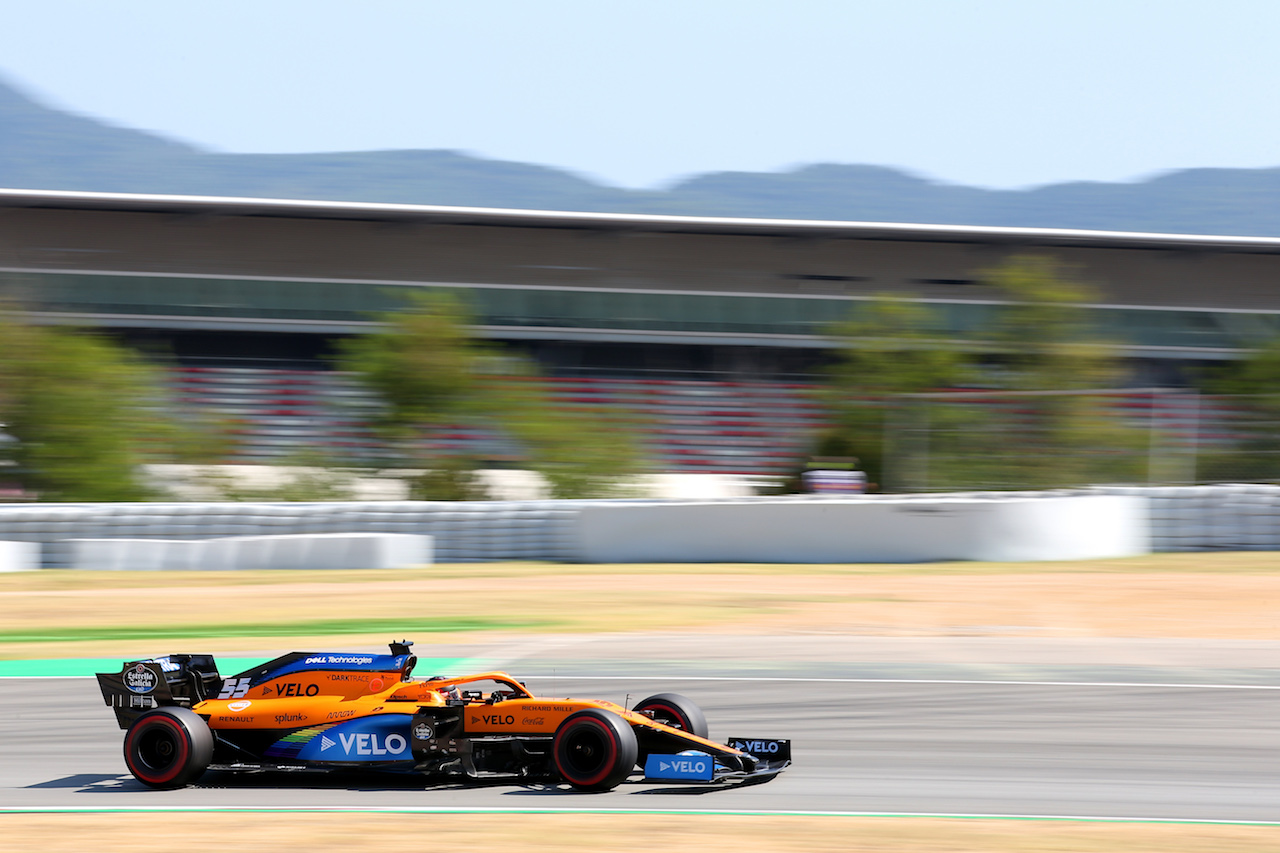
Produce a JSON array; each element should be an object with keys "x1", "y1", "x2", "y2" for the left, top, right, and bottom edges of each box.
[
  {"x1": 552, "y1": 709, "x2": 638, "y2": 792},
  {"x1": 632, "y1": 693, "x2": 709, "y2": 739},
  {"x1": 123, "y1": 707, "x2": 214, "y2": 789}
]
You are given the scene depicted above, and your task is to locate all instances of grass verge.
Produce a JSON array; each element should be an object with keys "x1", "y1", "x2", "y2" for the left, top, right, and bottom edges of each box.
[{"x1": 0, "y1": 616, "x2": 537, "y2": 645}]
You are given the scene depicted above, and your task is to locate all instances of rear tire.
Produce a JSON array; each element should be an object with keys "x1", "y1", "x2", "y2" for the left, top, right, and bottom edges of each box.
[
  {"x1": 553, "y1": 709, "x2": 638, "y2": 792},
  {"x1": 123, "y1": 707, "x2": 213, "y2": 789},
  {"x1": 633, "y1": 692, "x2": 709, "y2": 739}
]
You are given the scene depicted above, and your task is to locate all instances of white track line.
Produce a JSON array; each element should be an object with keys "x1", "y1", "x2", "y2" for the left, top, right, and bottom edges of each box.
[{"x1": 0, "y1": 805, "x2": 1277, "y2": 825}]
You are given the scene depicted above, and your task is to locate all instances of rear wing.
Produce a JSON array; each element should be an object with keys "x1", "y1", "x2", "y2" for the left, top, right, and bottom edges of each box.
[{"x1": 96, "y1": 654, "x2": 221, "y2": 729}]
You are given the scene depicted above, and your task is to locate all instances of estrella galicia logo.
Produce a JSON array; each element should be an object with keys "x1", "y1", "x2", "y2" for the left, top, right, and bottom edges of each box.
[{"x1": 124, "y1": 663, "x2": 157, "y2": 694}]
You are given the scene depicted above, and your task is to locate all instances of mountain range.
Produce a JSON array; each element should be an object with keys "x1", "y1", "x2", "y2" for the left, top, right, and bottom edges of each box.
[{"x1": 4, "y1": 76, "x2": 1280, "y2": 236}]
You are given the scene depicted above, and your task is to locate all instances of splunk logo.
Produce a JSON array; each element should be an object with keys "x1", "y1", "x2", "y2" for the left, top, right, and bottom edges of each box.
[{"x1": 320, "y1": 732, "x2": 408, "y2": 757}]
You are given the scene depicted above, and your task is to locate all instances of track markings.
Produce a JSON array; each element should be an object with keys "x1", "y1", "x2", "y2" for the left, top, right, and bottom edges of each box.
[{"x1": 1, "y1": 805, "x2": 1278, "y2": 825}]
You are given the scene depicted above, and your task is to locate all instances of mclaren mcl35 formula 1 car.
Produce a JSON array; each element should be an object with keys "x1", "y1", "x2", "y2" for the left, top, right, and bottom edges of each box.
[{"x1": 97, "y1": 641, "x2": 790, "y2": 792}]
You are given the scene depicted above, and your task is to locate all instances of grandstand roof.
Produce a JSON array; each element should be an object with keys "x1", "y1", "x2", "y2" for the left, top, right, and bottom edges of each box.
[{"x1": 5, "y1": 187, "x2": 1280, "y2": 254}]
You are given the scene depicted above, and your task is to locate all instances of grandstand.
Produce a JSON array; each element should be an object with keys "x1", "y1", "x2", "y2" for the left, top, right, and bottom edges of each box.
[
  {"x1": 4, "y1": 188, "x2": 1280, "y2": 476},
  {"x1": 169, "y1": 365, "x2": 825, "y2": 473}
]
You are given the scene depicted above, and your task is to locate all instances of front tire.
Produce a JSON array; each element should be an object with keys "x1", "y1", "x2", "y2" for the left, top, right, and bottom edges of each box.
[
  {"x1": 123, "y1": 707, "x2": 214, "y2": 789},
  {"x1": 553, "y1": 709, "x2": 638, "y2": 792},
  {"x1": 633, "y1": 692, "x2": 709, "y2": 739}
]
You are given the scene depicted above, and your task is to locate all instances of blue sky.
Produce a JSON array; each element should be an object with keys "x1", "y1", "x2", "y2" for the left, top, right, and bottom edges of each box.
[{"x1": 2, "y1": 0, "x2": 1278, "y2": 190}]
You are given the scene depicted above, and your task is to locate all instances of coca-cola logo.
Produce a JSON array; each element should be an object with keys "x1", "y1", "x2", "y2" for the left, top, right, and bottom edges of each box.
[{"x1": 124, "y1": 664, "x2": 157, "y2": 695}]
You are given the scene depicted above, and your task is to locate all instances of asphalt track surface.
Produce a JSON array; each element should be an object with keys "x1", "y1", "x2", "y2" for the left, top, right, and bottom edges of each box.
[{"x1": 4, "y1": 645, "x2": 1279, "y2": 822}]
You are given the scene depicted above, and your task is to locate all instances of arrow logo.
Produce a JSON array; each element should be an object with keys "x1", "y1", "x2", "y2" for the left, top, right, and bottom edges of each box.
[
  {"x1": 320, "y1": 735, "x2": 335, "y2": 751},
  {"x1": 660, "y1": 761, "x2": 671, "y2": 771}
]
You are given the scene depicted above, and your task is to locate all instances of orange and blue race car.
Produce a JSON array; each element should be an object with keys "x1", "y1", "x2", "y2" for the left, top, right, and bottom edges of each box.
[{"x1": 96, "y1": 640, "x2": 790, "y2": 792}]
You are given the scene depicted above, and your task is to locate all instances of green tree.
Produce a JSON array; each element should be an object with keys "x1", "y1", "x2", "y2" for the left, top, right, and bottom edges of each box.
[
  {"x1": 1199, "y1": 337, "x2": 1280, "y2": 482},
  {"x1": 822, "y1": 297, "x2": 973, "y2": 491},
  {"x1": 336, "y1": 292, "x2": 487, "y2": 439},
  {"x1": 0, "y1": 314, "x2": 213, "y2": 500},
  {"x1": 974, "y1": 255, "x2": 1143, "y2": 488},
  {"x1": 819, "y1": 256, "x2": 1144, "y2": 491},
  {"x1": 490, "y1": 364, "x2": 645, "y2": 499},
  {"x1": 338, "y1": 292, "x2": 643, "y2": 499}
]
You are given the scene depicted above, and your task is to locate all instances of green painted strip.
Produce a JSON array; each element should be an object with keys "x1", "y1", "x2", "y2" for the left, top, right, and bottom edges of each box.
[
  {"x1": 0, "y1": 657, "x2": 466, "y2": 678},
  {"x1": 0, "y1": 617, "x2": 538, "y2": 644},
  {"x1": 0, "y1": 806, "x2": 1276, "y2": 825}
]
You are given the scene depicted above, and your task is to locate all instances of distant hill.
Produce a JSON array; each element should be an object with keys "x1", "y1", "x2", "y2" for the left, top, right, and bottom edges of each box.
[{"x1": 5, "y1": 76, "x2": 1280, "y2": 236}]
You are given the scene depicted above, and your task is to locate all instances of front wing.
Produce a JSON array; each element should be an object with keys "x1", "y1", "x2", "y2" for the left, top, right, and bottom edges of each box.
[{"x1": 644, "y1": 737, "x2": 791, "y2": 784}]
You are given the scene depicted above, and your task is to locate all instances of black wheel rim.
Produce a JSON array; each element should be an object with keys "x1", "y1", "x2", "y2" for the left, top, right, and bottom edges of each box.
[
  {"x1": 136, "y1": 725, "x2": 179, "y2": 773},
  {"x1": 563, "y1": 725, "x2": 610, "y2": 776}
]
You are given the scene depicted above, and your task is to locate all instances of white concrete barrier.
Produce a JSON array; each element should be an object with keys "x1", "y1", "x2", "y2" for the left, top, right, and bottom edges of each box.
[
  {"x1": 15, "y1": 486, "x2": 1280, "y2": 567},
  {"x1": 0, "y1": 540, "x2": 40, "y2": 572},
  {"x1": 572, "y1": 494, "x2": 1148, "y2": 563},
  {"x1": 66, "y1": 533, "x2": 432, "y2": 571}
]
